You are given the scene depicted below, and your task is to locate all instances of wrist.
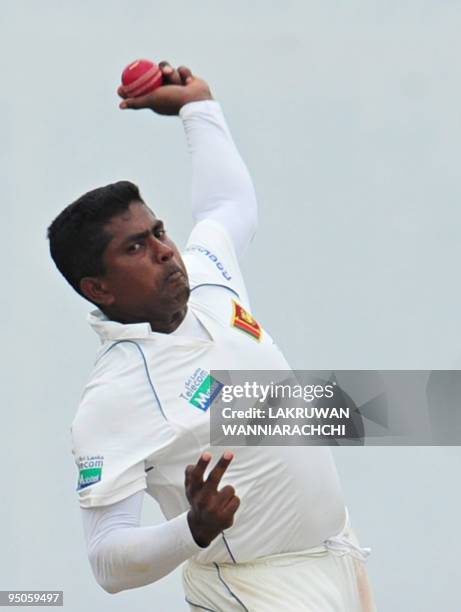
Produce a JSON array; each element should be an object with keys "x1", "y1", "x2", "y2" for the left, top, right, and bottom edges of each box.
[
  {"x1": 179, "y1": 98, "x2": 220, "y2": 120},
  {"x1": 179, "y1": 92, "x2": 214, "y2": 110},
  {"x1": 187, "y1": 510, "x2": 213, "y2": 548}
]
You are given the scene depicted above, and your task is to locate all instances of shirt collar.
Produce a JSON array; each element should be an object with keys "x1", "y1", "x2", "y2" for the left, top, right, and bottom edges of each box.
[{"x1": 88, "y1": 309, "x2": 153, "y2": 342}]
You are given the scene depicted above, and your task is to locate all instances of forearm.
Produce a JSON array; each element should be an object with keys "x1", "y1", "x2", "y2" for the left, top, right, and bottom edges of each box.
[
  {"x1": 180, "y1": 100, "x2": 258, "y2": 255},
  {"x1": 82, "y1": 492, "x2": 201, "y2": 593}
]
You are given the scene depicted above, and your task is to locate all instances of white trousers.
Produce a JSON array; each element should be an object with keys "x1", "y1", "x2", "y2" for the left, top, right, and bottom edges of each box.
[{"x1": 183, "y1": 510, "x2": 377, "y2": 611}]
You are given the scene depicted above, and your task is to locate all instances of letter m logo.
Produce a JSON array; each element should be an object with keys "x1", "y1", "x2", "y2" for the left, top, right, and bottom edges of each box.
[{"x1": 190, "y1": 375, "x2": 223, "y2": 412}]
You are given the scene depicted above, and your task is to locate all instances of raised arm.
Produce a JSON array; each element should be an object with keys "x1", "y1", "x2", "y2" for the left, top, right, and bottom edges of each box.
[
  {"x1": 118, "y1": 61, "x2": 258, "y2": 257},
  {"x1": 180, "y1": 100, "x2": 257, "y2": 256}
]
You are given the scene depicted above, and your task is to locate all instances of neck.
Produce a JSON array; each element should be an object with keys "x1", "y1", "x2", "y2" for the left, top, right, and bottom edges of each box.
[
  {"x1": 104, "y1": 305, "x2": 188, "y2": 334},
  {"x1": 150, "y1": 306, "x2": 188, "y2": 334}
]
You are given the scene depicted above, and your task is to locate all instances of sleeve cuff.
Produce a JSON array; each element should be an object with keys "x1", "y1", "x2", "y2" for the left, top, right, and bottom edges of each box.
[
  {"x1": 78, "y1": 475, "x2": 147, "y2": 509},
  {"x1": 179, "y1": 99, "x2": 222, "y2": 120},
  {"x1": 168, "y1": 511, "x2": 205, "y2": 556}
]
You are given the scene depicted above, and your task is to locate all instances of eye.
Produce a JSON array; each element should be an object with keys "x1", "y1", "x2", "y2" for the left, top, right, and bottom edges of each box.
[
  {"x1": 154, "y1": 227, "x2": 166, "y2": 239},
  {"x1": 127, "y1": 241, "x2": 144, "y2": 253}
]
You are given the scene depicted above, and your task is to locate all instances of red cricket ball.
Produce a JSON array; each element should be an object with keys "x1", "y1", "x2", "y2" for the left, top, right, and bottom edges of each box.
[{"x1": 121, "y1": 59, "x2": 163, "y2": 97}]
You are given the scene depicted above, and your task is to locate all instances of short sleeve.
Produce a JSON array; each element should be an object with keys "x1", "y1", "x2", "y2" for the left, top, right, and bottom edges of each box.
[
  {"x1": 71, "y1": 341, "x2": 176, "y2": 508},
  {"x1": 182, "y1": 218, "x2": 251, "y2": 309}
]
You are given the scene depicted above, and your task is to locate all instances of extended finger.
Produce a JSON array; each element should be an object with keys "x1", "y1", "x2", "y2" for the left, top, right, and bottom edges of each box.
[
  {"x1": 184, "y1": 464, "x2": 194, "y2": 488},
  {"x1": 188, "y1": 452, "x2": 212, "y2": 488},
  {"x1": 205, "y1": 451, "x2": 234, "y2": 489}
]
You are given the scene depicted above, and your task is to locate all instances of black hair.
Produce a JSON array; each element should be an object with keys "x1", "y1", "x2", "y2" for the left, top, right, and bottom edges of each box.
[{"x1": 47, "y1": 180, "x2": 144, "y2": 297}]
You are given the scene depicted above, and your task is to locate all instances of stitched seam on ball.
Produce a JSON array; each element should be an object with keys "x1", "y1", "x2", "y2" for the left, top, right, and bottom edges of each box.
[{"x1": 123, "y1": 65, "x2": 160, "y2": 93}]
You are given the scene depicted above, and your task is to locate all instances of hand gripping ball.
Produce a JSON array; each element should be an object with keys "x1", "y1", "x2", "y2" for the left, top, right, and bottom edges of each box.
[{"x1": 121, "y1": 59, "x2": 163, "y2": 97}]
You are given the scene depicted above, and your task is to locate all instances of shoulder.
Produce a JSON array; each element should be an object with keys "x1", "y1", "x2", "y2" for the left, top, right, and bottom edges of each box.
[
  {"x1": 183, "y1": 219, "x2": 236, "y2": 284},
  {"x1": 71, "y1": 341, "x2": 176, "y2": 507},
  {"x1": 72, "y1": 340, "x2": 172, "y2": 451},
  {"x1": 183, "y1": 219, "x2": 251, "y2": 308}
]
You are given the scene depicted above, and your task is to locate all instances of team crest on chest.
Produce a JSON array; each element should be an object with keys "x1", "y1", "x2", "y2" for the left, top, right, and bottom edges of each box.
[{"x1": 231, "y1": 300, "x2": 262, "y2": 341}]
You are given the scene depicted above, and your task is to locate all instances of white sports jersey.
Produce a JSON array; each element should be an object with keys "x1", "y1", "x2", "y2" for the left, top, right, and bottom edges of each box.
[{"x1": 72, "y1": 218, "x2": 346, "y2": 564}]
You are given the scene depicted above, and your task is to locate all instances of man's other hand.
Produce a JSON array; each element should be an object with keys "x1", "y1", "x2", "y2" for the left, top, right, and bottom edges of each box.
[
  {"x1": 185, "y1": 451, "x2": 240, "y2": 548},
  {"x1": 117, "y1": 61, "x2": 213, "y2": 116}
]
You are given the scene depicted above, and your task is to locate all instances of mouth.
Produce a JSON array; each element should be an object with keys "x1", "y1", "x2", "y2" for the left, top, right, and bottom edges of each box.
[{"x1": 166, "y1": 269, "x2": 184, "y2": 282}]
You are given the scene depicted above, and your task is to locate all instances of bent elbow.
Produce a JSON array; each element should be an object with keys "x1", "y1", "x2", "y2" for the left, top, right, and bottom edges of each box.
[
  {"x1": 88, "y1": 547, "x2": 161, "y2": 594},
  {"x1": 91, "y1": 564, "x2": 128, "y2": 595},
  {"x1": 88, "y1": 548, "x2": 124, "y2": 595},
  {"x1": 98, "y1": 579, "x2": 123, "y2": 595}
]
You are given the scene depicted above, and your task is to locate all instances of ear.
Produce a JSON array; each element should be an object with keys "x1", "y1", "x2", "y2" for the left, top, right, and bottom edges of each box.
[{"x1": 79, "y1": 277, "x2": 115, "y2": 306}]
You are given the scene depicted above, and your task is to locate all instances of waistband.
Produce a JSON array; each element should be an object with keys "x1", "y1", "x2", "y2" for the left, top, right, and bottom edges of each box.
[
  {"x1": 188, "y1": 507, "x2": 371, "y2": 569},
  {"x1": 324, "y1": 507, "x2": 371, "y2": 563}
]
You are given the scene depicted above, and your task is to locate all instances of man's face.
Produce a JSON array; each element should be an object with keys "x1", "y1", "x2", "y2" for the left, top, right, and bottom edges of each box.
[{"x1": 95, "y1": 201, "x2": 189, "y2": 331}]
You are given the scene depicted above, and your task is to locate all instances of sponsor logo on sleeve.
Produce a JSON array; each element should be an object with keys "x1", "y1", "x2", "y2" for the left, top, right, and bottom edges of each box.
[
  {"x1": 180, "y1": 368, "x2": 224, "y2": 412},
  {"x1": 185, "y1": 244, "x2": 232, "y2": 281},
  {"x1": 77, "y1": 455, "x2": 104, "y2": 490},
  {"x1": 231, "y1": 300, "x2": 262, "y2": 341}
]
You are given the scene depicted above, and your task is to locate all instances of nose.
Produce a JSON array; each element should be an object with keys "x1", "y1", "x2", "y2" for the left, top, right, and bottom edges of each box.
[{"x1": 148, "y1": 235, "x2": 175, "y2": 263}]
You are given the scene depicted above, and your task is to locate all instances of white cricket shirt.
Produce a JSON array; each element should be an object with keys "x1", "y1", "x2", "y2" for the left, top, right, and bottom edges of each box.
[{"x1": 72, "y1": 218, "x2": 346, "y2": 564}]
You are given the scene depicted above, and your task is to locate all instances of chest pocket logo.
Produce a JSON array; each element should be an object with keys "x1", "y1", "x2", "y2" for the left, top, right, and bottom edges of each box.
[
  {"x1": 181, "y1": 368, "x2": 224, "y2": 411},
  {"x1": 231, "y1": 300, "x2": 262, "y2": 341}
]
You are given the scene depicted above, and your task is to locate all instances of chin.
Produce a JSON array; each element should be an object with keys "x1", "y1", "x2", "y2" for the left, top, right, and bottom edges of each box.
[
  {"x1": 176, "y1": 284, "x2": 191, "y2": 307},
  {"x1": 173, "y1": 274, "x2": 190, "y2": 297}
]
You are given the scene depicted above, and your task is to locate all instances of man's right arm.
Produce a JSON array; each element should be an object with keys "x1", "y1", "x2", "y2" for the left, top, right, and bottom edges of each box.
[
  {"x1": 82, "y1": 491, "x2": 199, "y2": 593},
  {"x1": 118, "y1": 61, "x2": 258, "y2": 258},
  {"x1": 81, "y1": 452, "x2": 239, "y2": 593}
]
